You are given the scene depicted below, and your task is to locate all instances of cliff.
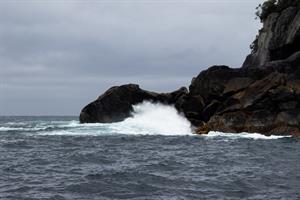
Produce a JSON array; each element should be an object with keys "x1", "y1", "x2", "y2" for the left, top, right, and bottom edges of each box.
[
  {"x1": 243, "y1": 2, "x2": 300, "y2": 68},
  {"x1": 80, "y1": 2, "x2": 300, "y2": 136}
]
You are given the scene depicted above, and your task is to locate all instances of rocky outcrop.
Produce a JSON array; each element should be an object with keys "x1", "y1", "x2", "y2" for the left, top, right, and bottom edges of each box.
[
  {"x1": 192, "y1": 3, "x2": 300, "y2": 136},
  {"x1": 79, "y1": 84, "x2": 187, "y2": 123},
  {"x1": 200, "y1": 72, "x2": 300, "y2": 136},
  {"x1": 243, "y1": 4, "x2": 300, "y2": 68},
  {"x1": 80, "y1": 2, "x2": 300, "y2": 136}
]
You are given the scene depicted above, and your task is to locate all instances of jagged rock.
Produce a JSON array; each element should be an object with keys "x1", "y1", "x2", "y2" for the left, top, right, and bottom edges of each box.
[
  {"x1": 197, "y1": 73, "x2": 300, "y2": 136},
  {"x1": 80, "y1": 84, "x2": 188, "y2": 123},
  {"x1": 195, "y1": 123, "x2": 210, "y2": 135},
  {"x1": 189, "y1": 66, "x2": 242, "y2": 103},
  {"x1": 243, "y1": 6, "x2": 300, "y2": 68},
  {"x1": 80, "y1": 3, "x2": 300, "y2": 136},
  {"x1": 264, "y1": 51, "x2": 300, "y2": 77},
  {"x1": 189, "y1": 118, "x2": 205, "y2": 127},
  {"x1": 201, "y1": 100, "x2": 222, "y2": 122},
  {"x1": 175, "y1": 95, "x2": 204, "y2": 114},
  {"x1": 237, "y1": 72, "x2": 286, "y2": 108},
  {"x1": 223, "y1": 77, "x2": 254, "y2": 95}
]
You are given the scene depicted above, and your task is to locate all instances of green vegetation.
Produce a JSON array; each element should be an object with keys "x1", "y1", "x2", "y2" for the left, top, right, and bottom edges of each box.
[{"x1": 255, "y1": 0, "x2": 300, "y2": 21}]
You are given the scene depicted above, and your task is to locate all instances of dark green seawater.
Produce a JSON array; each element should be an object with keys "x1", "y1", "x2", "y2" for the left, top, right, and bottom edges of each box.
[{"x1": 1, "y1": 115, "x2": 300, "y2": 200}]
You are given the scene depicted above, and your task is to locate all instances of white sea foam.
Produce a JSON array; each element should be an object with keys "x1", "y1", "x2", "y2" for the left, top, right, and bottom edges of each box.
[
  {"x1": 60, "y1": 120, "x2": 105, "y2": 128},
  {"x1": 0, "y1": 127, "x2": 23, "y2": 131},
  {"x1": 38, "y1": 130, "x2": 102, "y2": 136},
  {"x1": 0, "y1": 127, "x2": 48, "y2": 131},
  {"x1": 5, "y1": 122, "x2": 26, "y2": 125},
  {"x1": 205, "y1": 131, "x2": 291, "y2": 140},
  {"x1": 114, "y1": 101, "x2": 193, "y2": 135},
  {"x1": 5, "y1": 102, "x2": 291, "y2": 139},
  {"x1": 41, "y1": 102, "x2": 193, "y2": 136}
]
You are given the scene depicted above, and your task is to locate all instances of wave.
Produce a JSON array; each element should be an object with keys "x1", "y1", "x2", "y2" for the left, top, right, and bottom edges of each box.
[
  {"x1": 112, "y1": 102, "x2": 193, "y2": 135},
  {"x1": 0, "y1": 103, "x2": 293, "y2": 139},
  {"x1": 205, "y1": 131, "x2": 291, "y2": 140},
  {"x1": 0, "y1": 127, "x2": 48, "y2": 132},
  {"x1": 0, "y1": 120, "x2": 106, "y2": 132},
  {"x1": 40, "y1": 102, "x2": 193, "y2": 136}
]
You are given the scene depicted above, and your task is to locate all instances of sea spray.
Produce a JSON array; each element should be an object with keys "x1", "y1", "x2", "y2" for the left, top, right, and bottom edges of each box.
[
  {"x1": 36, "y1": 102, "x2": 193, "y2": 136},
  {"x1": 114, "y1": 101, "x2": 193, "y2": 135},
  {"x1": 0, "y1": 103, "x2": 292, "y2": 139}
]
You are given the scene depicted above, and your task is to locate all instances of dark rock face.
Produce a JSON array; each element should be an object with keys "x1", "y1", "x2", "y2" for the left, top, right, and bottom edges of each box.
[
  {"x1": 80, "y1": 3, "x2": 300, "y2": 136},
  {"x1": 243, "y1": 6, "x2": 300, "y2": 68},
  {"x1": 182, "y1": 65, "x2": 300, "y2": 136},
  {"x1": 193, "y1": 4, "x2": 300, "y2": 136},
  {"x1": 202, "y1": 72, "x2": 300, "y2": 136},
  {"x1": 189, "y1": 66, "x2": 242, "y2": 104},
  {"x1": 79, "y1": 84, "x2": 188, "y2": 123}
]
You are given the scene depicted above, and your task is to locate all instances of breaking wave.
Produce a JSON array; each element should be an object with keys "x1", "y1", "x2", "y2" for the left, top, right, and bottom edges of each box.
[
  {"x1": 114, "y1": 101, "x2": 193, "y2": 135},
  {"x1": 39, "y1": 102, "x2": 193, "y2": 136},
  {"x1": 0, "y1": 102, "x2": 293, "y2": 139}
]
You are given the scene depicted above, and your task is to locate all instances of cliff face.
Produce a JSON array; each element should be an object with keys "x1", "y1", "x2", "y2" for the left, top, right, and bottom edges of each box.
[
  {"x1": 243, "y1": 5, "x2": 300, "y2": 68},
  {"x1": 80, "y1": 4, "x2": 300, "y2": 136},
  {"x1": 189, "y1": 4, "x2": 300, "y2": 136}
]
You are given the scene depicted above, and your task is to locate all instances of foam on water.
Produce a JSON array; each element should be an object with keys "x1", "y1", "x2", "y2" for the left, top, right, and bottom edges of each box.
[
  {"x1": 205, "y1": 131, "x2": 291, "y2": 140},
  {"x1": 1, "y1": 116, "x2": 299, "y2": 199},
  {"x1": 40, "y1": 102, "x2": 193, "y2": 136},
  {"x1": 0, "y1": 127, "x2": 47, "y2": 131},
  {"x1": 113, "y1": 101, "x2": 193, "y2": 135},
  {"x1": 0, "y1": 103, "x2": 292, "y2": 139}
]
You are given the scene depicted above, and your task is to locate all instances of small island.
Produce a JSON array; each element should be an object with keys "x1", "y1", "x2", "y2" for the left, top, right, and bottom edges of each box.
[{"x1": 80, "y1": 0, "x2": 300, "y2": 137}]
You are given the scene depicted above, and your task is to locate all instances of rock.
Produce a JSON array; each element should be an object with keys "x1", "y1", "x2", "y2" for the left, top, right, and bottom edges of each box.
[
  {"x1": 189, "y1": 66, "x2": 242, "y2": 103},
  {"x1": 237, "y1": 72, "x2": 286, "y2": 108},
  {"x1": 175, "y1": 94, "x2": 205, "y2": 125},
  {"x1": 201, "y1": 100, "x2": 222, "y2": 122},
  {"x1": 287, "y1": 80, "x2": 300, "y2": 95},
  {"x1": 279, "y1": 101, "x2": 298, "y2": 110},
  {"x1": 223, "y1": 77, "x2": 254, "y2": 95},
  {"x1": 243, "y1": 6, "x2": 300, "y2": 68},
  {"x1": 79, "y1": 84, "x2": 188, "y2": 123},
  {"x1": 189, "y1": 118, "x2": 205, "y2": 127},
  {"x1": 275, "y1": 110, "x2": 300, "y2": 127},
  {"x1": 206, "y1": 111, "x2": 248, "y2": 133},
  {"x1": 175, "y1": 95, "x2": 204, "y2": 114},
  {"x1": 264, "y1": 51, "x2": 300, "y2": 75},
  {"x1": 201, "y1": 75, "x2": 300, "y2": 136},
  {"x1": 204, "y1": 109, "x2": 279, "y2": 135},
  {"x1": 80, "y1": 2, "x2": 300, "y2": 136},
  {"x1": 269, "y1": 126, "x2": 300, "y2": 137},
  {"x1": 195, "y1": 123, "x2": 210, "y2": 135}
]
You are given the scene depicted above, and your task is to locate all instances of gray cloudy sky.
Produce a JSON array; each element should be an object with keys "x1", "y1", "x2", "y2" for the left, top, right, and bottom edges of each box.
[{"x1": 0, "y1": 0, "x2": 263, "y2": 116}]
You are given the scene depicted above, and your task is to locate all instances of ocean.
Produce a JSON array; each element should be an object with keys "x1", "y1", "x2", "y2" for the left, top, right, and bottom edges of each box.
[{"x1": 1, "y1": 102, "x2": 300, "y2": 200}]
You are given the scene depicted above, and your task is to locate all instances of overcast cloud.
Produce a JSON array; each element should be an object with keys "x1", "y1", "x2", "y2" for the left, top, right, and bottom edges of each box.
[{"x1": 0, "y1": 0, "x2": 263, "y2": 115}]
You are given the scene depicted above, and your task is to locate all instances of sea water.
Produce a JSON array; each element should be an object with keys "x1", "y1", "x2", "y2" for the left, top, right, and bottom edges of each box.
[{"x1": 1, "y1": 102, "x2": 300, "y2": 199}]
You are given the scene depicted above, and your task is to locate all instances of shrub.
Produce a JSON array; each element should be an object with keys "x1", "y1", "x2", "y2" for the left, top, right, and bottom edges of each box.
[{"x1": 255, "y1": 0, "x2": 277, "y2": 21}]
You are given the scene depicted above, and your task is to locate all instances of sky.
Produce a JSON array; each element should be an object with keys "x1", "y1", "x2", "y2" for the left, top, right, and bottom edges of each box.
[{"x1": 0, "y1": 0, "x2": 263, "y2": 116}]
